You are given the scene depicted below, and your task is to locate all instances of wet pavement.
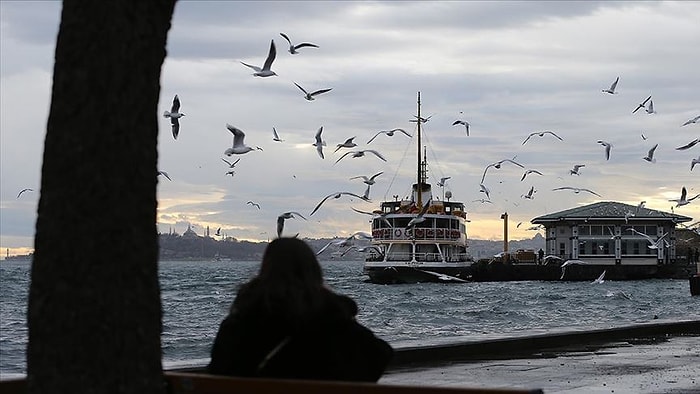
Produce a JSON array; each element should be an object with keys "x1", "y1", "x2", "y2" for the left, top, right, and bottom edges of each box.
[{"x1": 380, "y1": 334, "x2": 700, "y2": 393}]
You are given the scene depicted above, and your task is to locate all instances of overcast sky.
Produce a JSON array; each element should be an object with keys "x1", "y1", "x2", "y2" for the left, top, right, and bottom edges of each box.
[{"x1": 1, "y1": 1, "x2": 699, "y2": 256}]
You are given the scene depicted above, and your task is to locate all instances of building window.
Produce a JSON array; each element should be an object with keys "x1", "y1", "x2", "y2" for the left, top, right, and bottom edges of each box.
[{"x1": 559, "y1": 242, "x2": 566, "y2": 257}]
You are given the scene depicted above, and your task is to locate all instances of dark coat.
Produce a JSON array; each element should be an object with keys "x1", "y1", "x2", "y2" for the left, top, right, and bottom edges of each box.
[{"x1": 208, "y1": 289, "x2": 393, "y2": 382}]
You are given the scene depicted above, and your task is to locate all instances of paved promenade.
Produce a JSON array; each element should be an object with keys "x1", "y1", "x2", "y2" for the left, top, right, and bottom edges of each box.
[{"x1": 381, "y1": 321, "x2": 700, "y2": 393}]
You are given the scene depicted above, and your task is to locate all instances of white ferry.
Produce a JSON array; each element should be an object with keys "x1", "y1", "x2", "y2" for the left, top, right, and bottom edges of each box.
[{"x1": 363, "y1": 93, "x2": 473, "y2": 284}]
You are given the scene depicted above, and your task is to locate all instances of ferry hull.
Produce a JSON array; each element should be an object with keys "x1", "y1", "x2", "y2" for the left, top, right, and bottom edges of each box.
[{"x1": 363, "y1": 264, "x2": 472, "y2": 284}]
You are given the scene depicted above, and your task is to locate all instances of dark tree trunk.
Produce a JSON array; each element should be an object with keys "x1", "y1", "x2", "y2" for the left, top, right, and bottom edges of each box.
[{"x1": 28, "y1": 1, "x2": 176, "y2": 393}]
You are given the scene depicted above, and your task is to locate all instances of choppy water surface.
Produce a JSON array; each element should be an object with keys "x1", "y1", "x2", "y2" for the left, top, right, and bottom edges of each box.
[{"x1": 2, "y1": 259, "x2": 698, "y2": 376}]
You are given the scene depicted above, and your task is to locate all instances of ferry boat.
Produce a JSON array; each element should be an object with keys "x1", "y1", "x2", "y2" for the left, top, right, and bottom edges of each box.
[{"x1": 363, "y1": 93, "x2": 474, "y2": 284}]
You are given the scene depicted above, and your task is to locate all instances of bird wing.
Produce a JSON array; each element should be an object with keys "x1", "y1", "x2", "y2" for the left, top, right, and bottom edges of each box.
[
  {"x1": 262, "y1": 39, "x2": 276, "y2": 71},
  {"x1": 641, "y1": 95, "x2": 652, "y2": 106},
  {"x1": 314, "y1": 126, "x2": 324, "y2": 144},
  {"x1": 171, "y1": 95, "x2": 180, "y2": 112},
  {"x1": 290, "y1": 211, "x2": 307, "y2": 220},
  {"x1": 366, "y1": 149, "x2": 387, "y2": 161},
  {"x1": 675, "y1": 138, "x2": 699, "y2": 150},
  {"x1": 369, "y1": 171, "x2": 384, "y2": 181},
  {"x1": 310, "y1": 194, "x2": 335, "y2": 216},
  {"x1": 171, "y1": 118, "x2": 179, "y2": 139},
  {"x1": 452, "y1": 120, "x2": 463, "y2": 126},
  {"x1": 334, "y1": 151, "x2": 353, "y2": 164},
  {"x1": 293, "y1": 82, "x2": 309, "y2": 95},
  {"x1": 310, "y1": 88, "x2": 332, "y2": 97},
  {"x1": 294, "y1": 42, "x2": 319, "y2": 49},
  {"x1": 279, "y1": 32, "x2": 292, "y2": 46},
  {"x1": 583, "y1": 188, "x2": 602, "y2": 197},
  {"x1": 240, "y1": 61, "x2": 262, "y2": 72},
  {"x1": 276, "y1": 216, "x2": 285, "y2": 237},
  {"x1": 648, "y1": 144, "x2": 658, "y2": 157},
  {"x1": 547, "y1": 131, "x2": 563, "y2": 141},
  {"x1": 609, "y1": 77, "x2": 619, "y2": 91},
  {"x1": 272, "y1": 127, "x2": 281, "y2": 141},
  {"x1": 227, "y1": 124, "x2": 245, "y2": 147},
  {"x1": 522, "y1": 132, "x2": 536, "y2": 145},
  {"x1": 367, "y1": 131, "x2": 384, "y2": 144}
]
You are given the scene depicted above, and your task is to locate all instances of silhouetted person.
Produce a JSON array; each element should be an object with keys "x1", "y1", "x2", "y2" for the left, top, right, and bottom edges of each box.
[
  {"x1": 208, "y1": 238, "x2": 393, "y2": 381},
  {"x1": 537, "y1": 248, "x2": 544, "y2": 264}
]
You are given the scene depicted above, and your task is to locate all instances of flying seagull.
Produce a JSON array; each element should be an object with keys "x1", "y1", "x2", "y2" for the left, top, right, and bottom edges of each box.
[
  {"x1": 675, "y1": 138, "x2": 699, "y2": 151},
  {"x1": 312, "y1": 126, "x2": 326, "y2": 159},
  {"x1": 224, "y1": 124, "x2": 261, "y2": 156},
  {"x1": 552, "y1": 186, "x2": 602, "y2": 198},
  {"x1": 310, "y1": 191, "x2": 370, "y2": 216},
  {"x1": 157, "y1": 171, "x2": 171, "y2": 181},
  {"x1": 334, "y1": 137, "x2": 357, "y2": 153},
  {"x1": 293, "y1": 82, "x2": 332, "y2": 101},
  {"x1": 16, "y1": 188, "x2": 33, "y2": 199},
  {"x1": 351, "y1": 207, "x2": 392, "y2": 227},
  {"x1": 479, "y1": 183, "x2": 491, "y2": 200},
  {"x1": 163, "y1": 94, "x2": 185, "y2": 140},
  {"x1": 522, "y1": 131, "x2": 563, "y2": 145},
  {"x1": 349, "y1": 171, "x2": 383, "y2": 185},
  {"x1": 481, "y1": 157, "x2": 524, "y2": 183},
  {"x1": 642, "y1": 143, "x2": 658, "y2": 163},
  {"x1": 367, "y1": 128, "x2": 412, "y2": 144},
  {"x1": 626, "y1": 228, "x2": 669, "y2": 250},
  {"x1": 691, "y1": 156, "x2": 700, "y2": 171},
  {"x1": 437, "y1": 177, "x2": 451, "y2": 187},
  {"x1": 247, "y1": 201, "x2": 261, "y2": 209},
  {"x1": 334, "y1": 149, "x2": 386, "y2": 165},
  {"x1": 272, "y1": 127, "x2": 284, "y2": 142},
  {"x1": 406, "y1": 199, "x2": 432, "y2": 229},
  {"x1": 452, "y1": 120, "x2": 470, "y2": 136},
  {"x1": 521, "y1": 186, "x2": 536, "y2": 200},
  {"x1": 602, "y1": 76, "x2": 619, "y2": 94},
  {"x1": 221, "y1": 157, "x2": 241, "y2": 168},
  {"x1": 681, "y1": 115, "x2": 700, "y2": 126},
  {"x1": 240, "y1": 39, "x2": 277, "y2": 77},
  {"x1": 279, "y1": 32, "x2": 319, "y2": 54},
  {"x1": 669, "y1": 186, "x2": 700, "y2": 207},
  {"x1": 277, "y1": 211, "x2": 307, "y2": 237},
  {"x1": 570, "y1": 164, "x2": 585, "y2": 175},
  {"x1": 520, "y1": 169, "x2": 543, "y2": 181},
  {"x1": 632, "y1": 95, "x2": 652, "y2": 114},
  {"x1": 597, "y1": 140, "x2": 613, "y2": 160}
]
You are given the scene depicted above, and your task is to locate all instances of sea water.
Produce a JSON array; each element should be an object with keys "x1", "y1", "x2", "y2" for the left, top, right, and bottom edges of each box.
[{"x1": 1, "y1": 259, "x2": 698, "y2": 377}]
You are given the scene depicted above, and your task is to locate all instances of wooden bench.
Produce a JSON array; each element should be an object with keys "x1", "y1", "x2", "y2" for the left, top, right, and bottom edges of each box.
[{"x1": 0, "y1": 373, "x2": 544, "y2": 394}]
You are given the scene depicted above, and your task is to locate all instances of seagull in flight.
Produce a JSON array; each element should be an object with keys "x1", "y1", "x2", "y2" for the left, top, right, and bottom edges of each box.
[
  {"x1": 675, "y1": 138, "x2": 699, "y2": 151},
  {"x1": 472, "y1": 198, "x2": 492, "y2": 204},
  {"x1": 349, "y1": 171, "x2": 383, "y2": 185},
  {"x1": 406, "y1": 199, "x2": 432, "y2": 229},
  {"x1": 552, "y1": 186, "x2": 602, "y2": 198},
  {"x1": 157, "y1": 171, "x2": 171, "y2": 181},
  {"x1": 645, "y1": 99, "x2": 656, "y2": 114},
  {"x1": 312, "y1": 126, "x2": 326, "y2": 159},
  {"x1": 240, "y1": 39, "x2": 277, "y2": 77},
  {"x1": 681, "y1": 115, "x2": 700, "y2": 126},
  {"x1": 272, "y1": 127, "x2": 284, "y2": 142},
  {"x1": 334, "y1": 137, "x2": 357, "y2": 153},
  {"x1": 277, "y1": 211, "x2": 307, "y2": 237},
  {"x1": 351, "y1": 207, "x2": 393, "y2": 227},
  {"x1": 310, "y1": 191, "x2": 370, "y2": 216},
  {"x1": 16, "y1": 188, "x2": 33, "y2": 199},
  {"x1": 163, "y1": 94, "x2": 185, "y2": 140},
  {"x1": 520, "y1": 169, "x2": 543, "y2": 181},
  {"x1": 626, "y1": 228, "x2": 669, "y2": 250},
  {"x1": 481, "y1": 157, "x2": 524, "y2": 183},
  {"x1": 642, "y1": 143, "x2": 658, "y2": 163},
  {"x1": 247, "y1": 201, "x2": 261, "y2": 209},
  {"x1": 452, "y1": 120, "x2": 470, "y2": 136},
  {"x1": 669, "y1": 186, "x2": 700, "y2": 207},
  {"x1": 279, "y1": 32, "x2": 319, "y2": 54},
  {"x1": 221, "y1": 157, "x2": 241, "y2": 168},
  {"x1": 597, "y1": 140, "x2": 613, "y2": 160},
  {"x1": 367, "y1": 128, "x2": 412, "y2": 144},
  {"x1": 691, "y1": 156, "x2": 700, "y2": 171},
  {"x1": 409, "y1": 114, "x2": 433, "y2": 123},
  {"x1": 522, "y1": 131, "x2": 563, "y2": 145},
  {"x1": 632, "y1": 95, "x2": 652, "y2": 114},
  {"x1": 293, "y1": 82, "x2": 332, "y2": 101},
  {"x1": 334, "y1": 149, "x2": 386, "y2": 165},
  {"x1": 224, "y1": 124, "x2": 261, "y2": 156},
  {"x1": 437, "y1": 177, "x2": 451, "y2": 187},
  {"x1": 521, "y1": 186, "x2": 536, "y2": 200},
  {"x1": 479, "y1": 183, "x2": 491, "y2": 200},
  {"x1": 602, "y1": 76, "x2": 619, "y2": 94},
  {"x1": 570, "y1": 164, "x2": 585, "y2": 175}
]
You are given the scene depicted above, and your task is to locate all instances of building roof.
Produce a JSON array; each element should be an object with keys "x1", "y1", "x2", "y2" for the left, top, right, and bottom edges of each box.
[{"x1": 531, "y1": 201, "x2": 692, "y2": 224}]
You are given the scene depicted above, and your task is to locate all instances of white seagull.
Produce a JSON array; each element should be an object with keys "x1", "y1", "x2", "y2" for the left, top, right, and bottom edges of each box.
[
  {"x1": 277, "y1": 211, "x2": 307, "y2": 237},
  {"x1": 452, "y1": 120, "x2": 470, "y2": 136},
  {"x1": 221, "y1": 157, "x2": 241, "y2": 168},
  {"x1": 334, "y1": 137, "x2": 357, "y2": 153},
  {"x1": 272, "y1": 127, "x2": 284, "y2": 142},
  {"x1": 240, "y1": 39, "x2": 277, "y2": 77},
  {"x1": 522, "y1": 131, "x2": 563, "y2": 145},
  {"x1": 312, "y1": 126, "x2": 326, "y2": 159},
  {"x1": 681, "y1": 115, "x2": 700, "y2": 126},
  {"x1": 349, "y1": 171, "x2": 383, "y2": 185},
  {"x1": 597, "y1": 140, "x2": 613, "y2": 160},
  {"x1": 602, "y1": 76, "x2": 619, "y2": 94},
  {"x1": 675, "y1": 138, "x2": 700, "y2": 151},
  {"x1": 247, "y1": 201, "x2": 261, "y2": 209},
  {"x1": 570, "y1": 164, "x2": 585, "y2": 175},
  {"x1": 642, "y1": 143, "x2": 658, "y2": 163},
  {"x1": 224, "y1": 124, "x2": 261, "y2": 156},
  {"x1": 437, "y1": 177, "x2": 451, "y2": 187},
  {"x1": 334, "y1": 149, "x2": 386, "y2": 165},
  {"x1": 279, "y1": 32, "x2": 319, "y2": 54},
  {"x1": 479, "y1": 183, "x2": 491, "y2": 200},
  {"x1": 626, "y1": 228, "x2": 669, "y2": 250},
  {"x1": 351, "y1": 207, "x2": 393, "y2": 227},
  {"x1": 669, "y1": 186, "x2": 700, "y2": 207},
  {"x1": 521, "y1": 186, "x2": 536, "y2": 200},
  {"x1": 406, "y1": 199, "x2": 432, "y2": 229},
  {"x1": 552, "y1": 186, "x2": 602, "y2": 198},
  {"x1": 163, "y1": 94, "x2": 185, "y2": 140},
  {"x1": 310, "y1": 191, "x2": 370, "y2": 216},
  {"x1": 520, "y1": 169, "x2": 543, "y2": 181},
  {"x1": 16, "y1": 188, "x2": 33, "y2": 199},
  {"x1": 691, "y1": 156, "x2": 700, "y2": 171},
  {"x1": 632, "y1": 95, "x2": 652, "y2": 114},
  {"x1": 367, "y1": 128, "x2": 412, "y2": 144},
  {"x1": 481, "y1": 157, "x2": 524, "y2": 183},
  {"x1": 157, "y1": 171, "x2": 171, "y2": 181},
  {"x1": 293, "y1": 82, "x2": 332, "y2": 101}
]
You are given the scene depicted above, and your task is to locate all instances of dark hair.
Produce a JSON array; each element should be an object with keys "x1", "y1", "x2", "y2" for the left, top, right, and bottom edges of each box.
[{"x1": 232, "y1": 238, "x2": 327, "y2": 327}]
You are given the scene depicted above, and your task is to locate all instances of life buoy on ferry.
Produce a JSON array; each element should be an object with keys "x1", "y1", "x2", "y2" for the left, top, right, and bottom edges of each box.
[
  {"x1": 451, "y1": 230, "x2": 459, "y2": 239},
  {"x1": 415, "y1": 228, "x2": 424, "y2": 238},
  {"x1": 426, "y1": 229, "x2": 435, "y2": 238},
  {"x1": 436, "y1": 229, "x2": 444, "y2": 238},
  {"x1": 383, "y1": 228, "x2": 391, "y2": 238},
  {"x1": 394, "y1": 228, "x2": 402, "y2": 238}
]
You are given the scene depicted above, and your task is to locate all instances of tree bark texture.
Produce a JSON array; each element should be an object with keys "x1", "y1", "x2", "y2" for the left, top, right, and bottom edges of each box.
[{"x1": 28, "y1": 1, "x2": 176, "y2": 393}]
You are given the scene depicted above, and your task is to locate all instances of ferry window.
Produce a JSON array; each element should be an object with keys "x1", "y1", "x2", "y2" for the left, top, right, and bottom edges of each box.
[
  {"x1": 579, "y1": 226, "x2": 590, "y2": 236},
  {"x1": 559, "y1": 242, "x2": 565, "y2": 256},
  {"x1": 633, "y1": 241, "x2": 640, "y2": 254},
  {"x1": 436, "y1": 218, "x2": 449, "y2": 228},
  {"x1": 621, "y1": 240, "x2": 628, "y2": 254},
  {"x1": 591, "y1": 241, "x2": 598, "y2": 254}
]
